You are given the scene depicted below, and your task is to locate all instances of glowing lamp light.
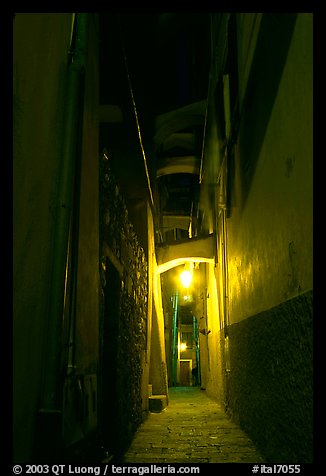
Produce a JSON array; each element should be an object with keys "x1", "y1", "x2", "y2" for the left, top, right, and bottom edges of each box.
[
  {"x1": 180, "y1": 270, "x2": 192, "y2": 288},
  {"x1": 179, "y1": 342, "x2": 187, "y2": 352}
]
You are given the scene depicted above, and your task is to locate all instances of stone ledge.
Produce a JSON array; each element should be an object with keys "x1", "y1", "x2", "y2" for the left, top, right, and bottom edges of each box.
[{"x1": 149, "y1": 395, "x2": 167, "y2": 413}]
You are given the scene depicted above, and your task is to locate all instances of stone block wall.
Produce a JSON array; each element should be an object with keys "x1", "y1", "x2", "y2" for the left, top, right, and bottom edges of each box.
[
  {"x1": 99, "y1": 152, "x2": 148, "y2": 454},
  {"x1": 226, "y1": 291, "x2": 313, "y2": 463}
]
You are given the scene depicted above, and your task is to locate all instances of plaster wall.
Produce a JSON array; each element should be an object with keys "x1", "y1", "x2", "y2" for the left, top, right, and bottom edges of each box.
[
  {"x1": 13, "y1": 13, "x2": 74, "y2": 462},
  {"x1": 227, "y1": 13, "x2": 313, "y2": 323},
  {"x1": 140, "y1": 202, "x2": 155, "y2": 414},
  {"x1": 149, "y1": 253, "x2": 169, "y2": 398},
  {"x1": 204, "y1": 263, "x2": 224, "y2": 397},
  {"x1": 236, "y1": 13, "x2": 263, "y2": 106},
  {"x1": 216, "y1": 13, "x2": 312, "y2": 462},
  {"x1": 200, "y1": 13, "x2": 313, "y2": 462}
]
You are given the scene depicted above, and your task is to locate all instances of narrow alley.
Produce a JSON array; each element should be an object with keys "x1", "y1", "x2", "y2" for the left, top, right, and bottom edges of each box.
[
  {"x1": 121, "y1": 387, "x2": 264, "y2": 464},
  {"x1": 13, "y1": 13, "x2": 313, "y2": 467}
]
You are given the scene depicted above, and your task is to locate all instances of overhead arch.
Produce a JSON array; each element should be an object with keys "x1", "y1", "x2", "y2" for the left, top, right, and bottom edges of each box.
[
  {"x1": 154, "y1": 100, "x2": 206, "y2": 148},
  {"x1": 156, "y1": 233, "x2": 215, "y2": 274},
  {"x1": 156, "y1": 155, "x2": 200, "y2": 177}
]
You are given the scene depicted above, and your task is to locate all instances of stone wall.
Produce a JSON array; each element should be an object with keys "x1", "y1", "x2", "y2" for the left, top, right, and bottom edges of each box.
[
  {"x1": 99, "y1": 152, "x2": 148, "y2": 455},
  {"x1": 226, "y1": 291, "x2": 313, "y2": 463}
]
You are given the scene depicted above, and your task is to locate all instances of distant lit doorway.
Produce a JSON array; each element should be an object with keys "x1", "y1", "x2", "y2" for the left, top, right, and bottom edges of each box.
[
  {"x1": 173, "y1": 302, "x2": 201, "y2": 387},
  {"x1": 179, "y1": 359, "x2": 192, "y2": 386}
]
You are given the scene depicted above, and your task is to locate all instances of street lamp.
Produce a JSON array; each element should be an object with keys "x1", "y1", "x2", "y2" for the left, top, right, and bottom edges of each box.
[
  {"x1": 179, "y1": 342, "x2": 187, "y2": 352},
  {"x1": 180, "y1": 269, "x2": 192, "y2": 288}
]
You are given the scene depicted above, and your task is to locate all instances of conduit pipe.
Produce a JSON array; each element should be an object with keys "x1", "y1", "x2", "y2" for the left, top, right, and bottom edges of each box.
[
  {"x1": 172, "y1": 292, "x2": 179, "y2": 386},
  {"x1": 39, "y1": 13, "x2": 89, "y2": 416}
]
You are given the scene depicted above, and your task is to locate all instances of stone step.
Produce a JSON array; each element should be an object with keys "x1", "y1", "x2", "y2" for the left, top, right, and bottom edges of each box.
[{"x1": 148, "y1": 394, "x2": 167, "y2": 413}]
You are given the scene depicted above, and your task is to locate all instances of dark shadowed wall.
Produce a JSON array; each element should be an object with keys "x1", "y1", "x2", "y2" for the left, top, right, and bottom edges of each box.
[{"x1": 13, "y1": 13, "x2": 74, "y2": 462}]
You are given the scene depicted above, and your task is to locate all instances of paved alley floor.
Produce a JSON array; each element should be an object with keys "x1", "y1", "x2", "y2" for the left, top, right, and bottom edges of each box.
[{"x1": 122, "y1": 386, "x2": 265, "y2": 464}]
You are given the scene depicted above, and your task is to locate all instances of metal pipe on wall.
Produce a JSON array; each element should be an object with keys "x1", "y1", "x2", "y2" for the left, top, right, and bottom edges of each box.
[
  {"x1": 36, "y1": 13, "x2": 89, "y2": 459},
  {"x1": 171, "y1": 292, "x2": 179, "y2": 386}
]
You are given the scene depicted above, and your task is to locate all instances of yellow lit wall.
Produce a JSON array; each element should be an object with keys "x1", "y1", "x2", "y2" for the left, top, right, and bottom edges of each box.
[
  {"x1": 150, "y1": 247, "x2": 169, "y2": 397},
  {"x1": 204, "y1": 262, "x2": 225, "y2": 400},
  {"x1": 227, "y1": 13, "x2": 313, "y2": 324}
]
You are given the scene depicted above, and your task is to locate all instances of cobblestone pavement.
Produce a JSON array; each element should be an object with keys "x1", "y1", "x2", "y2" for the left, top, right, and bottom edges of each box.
[{"x1": 122, "y1": 386, "x2": 265, "y2": 464}]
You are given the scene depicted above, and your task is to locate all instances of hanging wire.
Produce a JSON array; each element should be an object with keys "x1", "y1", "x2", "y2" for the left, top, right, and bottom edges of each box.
[{"x1": 118, "y1": 15, "x2": 155, "y2": 211}]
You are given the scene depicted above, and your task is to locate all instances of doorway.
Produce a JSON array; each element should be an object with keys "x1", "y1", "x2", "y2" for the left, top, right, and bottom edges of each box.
[{"x1": 179, "y1": 359, "x2": 192, "y2": 386}]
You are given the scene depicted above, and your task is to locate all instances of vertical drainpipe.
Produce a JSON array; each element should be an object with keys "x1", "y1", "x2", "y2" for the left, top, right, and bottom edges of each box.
[
  {"x1": 36, "y1": 13, "x2": 89, "y2": 460},
  {"x1": 171, "y1": 292, "x2": 178, "y2": 386},
  {"x1": 193, "y1": 315, "x2": 200, "y2": 385},
  {"x1": 222, "y1": 205, "x2": 231, "y2": 373}
]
